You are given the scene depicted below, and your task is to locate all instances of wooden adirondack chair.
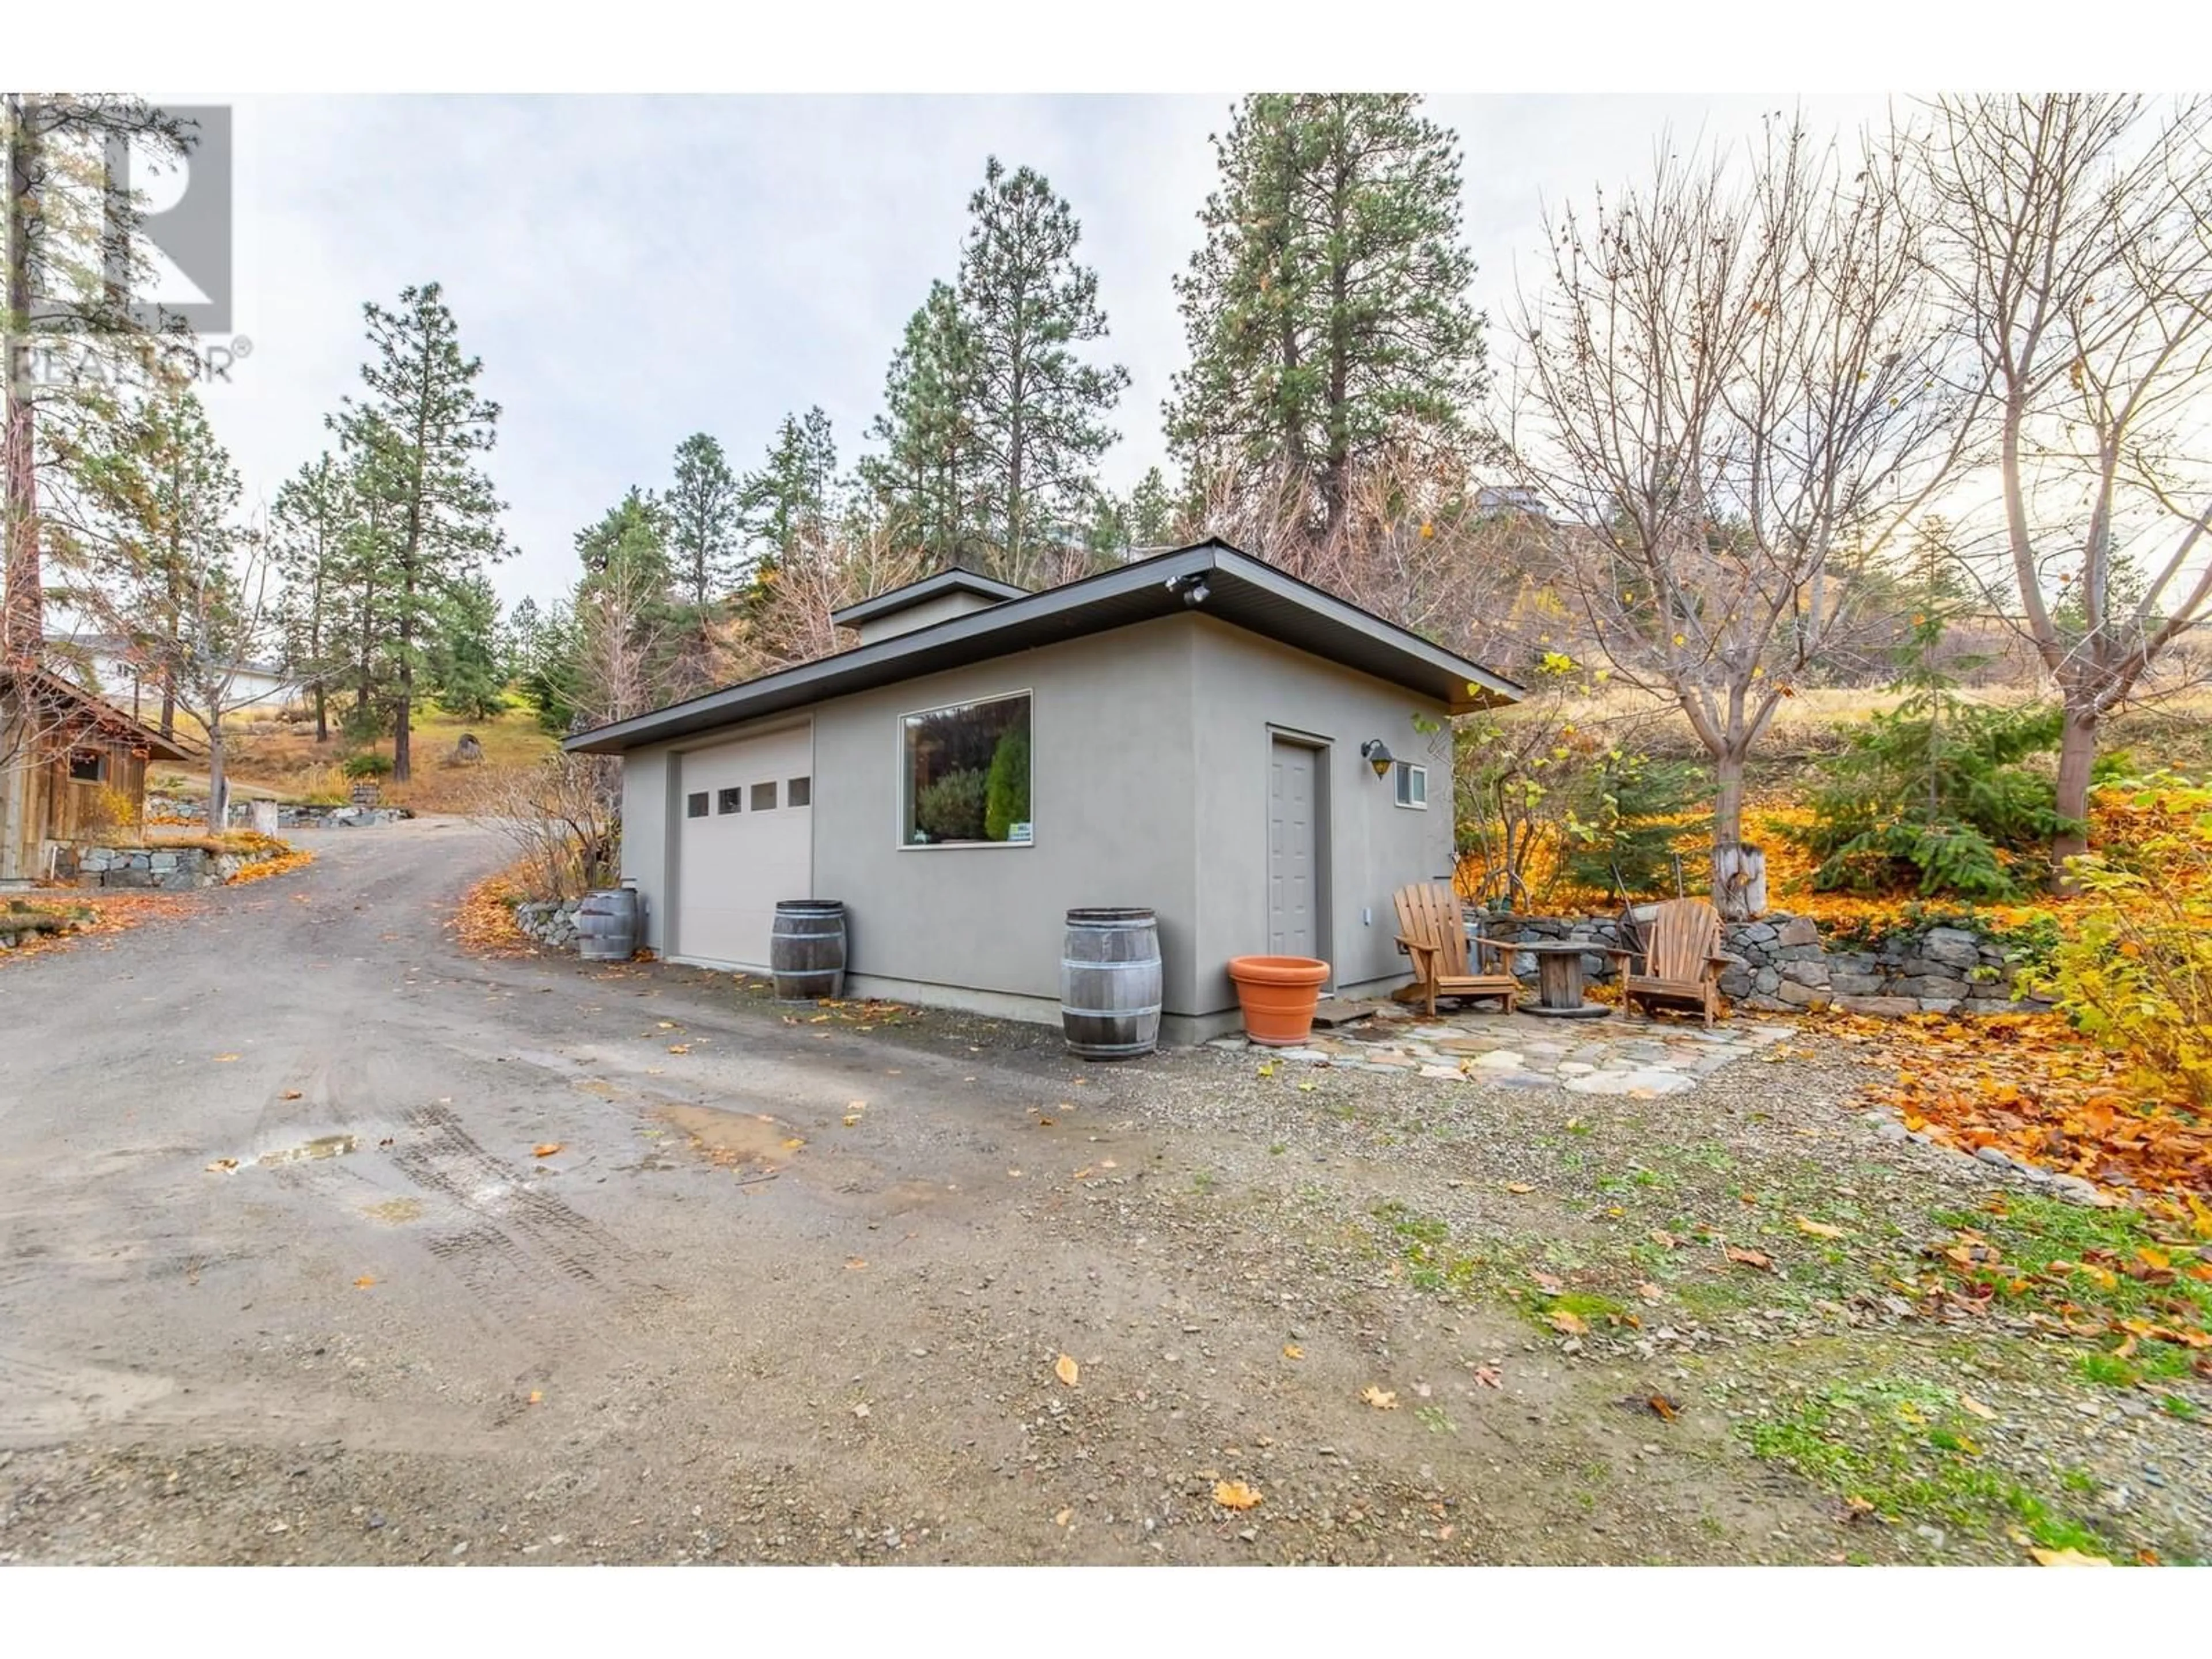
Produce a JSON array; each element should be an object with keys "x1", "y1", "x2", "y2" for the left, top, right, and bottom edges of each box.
[
  {"x1": 1391, "y1": 882, "x2": 1518, "y2": 1017},
  {"x1": 1620, "y1": 896, "x2": 1729, "y2": 1028}
]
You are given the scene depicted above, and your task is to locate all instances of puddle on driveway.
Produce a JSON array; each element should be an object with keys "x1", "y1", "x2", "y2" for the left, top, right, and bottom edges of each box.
[
  {"x1": 258, "y1": 1134, "x2": 359, "y2": 1168},
  {"x1": 209, "y1": 1134, "x2": 362, "y2": 1173},
  {"x1": 655, "y1": 1104, "x2": 802, "y2": 1169}
]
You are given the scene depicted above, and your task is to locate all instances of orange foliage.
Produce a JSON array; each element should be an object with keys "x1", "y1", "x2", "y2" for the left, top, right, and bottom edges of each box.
[
  {"x1": 1813, "y1": 1009, "x2": 2212, "y2": 1200},
  {"x1": 450, "y1": 864, "x2": 539, "y2": 957},
  {"x1": 228, "y1": 846, "x2": 313, "y2": 886}
]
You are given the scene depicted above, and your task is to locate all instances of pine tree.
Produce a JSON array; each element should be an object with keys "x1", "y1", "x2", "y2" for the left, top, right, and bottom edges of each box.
[
  {"x1": 325, "y1": 413, "x2": 404, "y2": 744},
  {"x1": 954, "y1": 159, "x2": 1129, "y2": 587},
  {"x1": 1168, "y1": 95, "x2": 1485, "y2": 540},
  {"x1": 4, "y1": 96, "x2": 197, "y2": 665},
  {"x1": 270, "y1": 452, "x2": 354, "y2": 742},
  {"x1": 428, "y1": 570, "x2": 505, "y2": 722},
  {"x1": 666, "y1": 433, "x2": 740, "y2": 610},
  {"x1": 339, "y1": 282, "x2": 507, "y2": 782},
  {"x1": 862, "y1": 283, "x2": 984, "y2": 568},
  {"x1": 501, "y1": 594, "x2": 544, "y2": 683},
  {"x1": 738, "y1": 408, "x2": 838, "y2": 589}
]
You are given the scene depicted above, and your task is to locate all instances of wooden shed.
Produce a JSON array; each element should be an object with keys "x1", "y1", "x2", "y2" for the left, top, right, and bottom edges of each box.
[{"x1": 1, "y1": 665, "x2": 195, "y2": 884}]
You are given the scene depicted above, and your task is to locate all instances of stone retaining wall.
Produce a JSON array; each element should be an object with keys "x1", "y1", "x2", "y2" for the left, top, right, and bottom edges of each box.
[
  {"x1": 1481, "y1": 911, "x2": 2047, "y2": 1017},
  {"x1": 513, "y1": 898, "x2": 582, "y2": 949},
  {"x1": 144, "y1": 792, "x2": 410, "y2": 830},
  {"x1": 59, "y1": 840, "x2": 290, "y2": 891}
]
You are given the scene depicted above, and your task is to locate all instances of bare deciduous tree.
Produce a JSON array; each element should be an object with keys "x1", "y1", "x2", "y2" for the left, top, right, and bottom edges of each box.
[
  {"x1": 1915, "y1": 93, "x2": 2212, "y2": 869},
  {"x1": 1509, "y1": 118, "x2": 1965, "y2": 914}
]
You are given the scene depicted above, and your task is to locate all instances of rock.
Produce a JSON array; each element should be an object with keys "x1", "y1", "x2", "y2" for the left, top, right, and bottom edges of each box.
[
  {"x1": 1916, "y1": 998, "x2": 1963, "y2": 1016},
  {"x1": 1778, "y1": 959, "x2": 1831, "y2": 988},
  {"x1": 1875, "y1": 1120, "x2": 1910, "y2": 1143},
  {"x1": 1734, "y1": 923, "x2": 1778, "y2": 946},
  {"x1": 1897, "y1": 975, "x2": 1969, "y2": 1000},
  {"x1": 1835, "y1": 994, "x2": 1919, "y2": 1018},
  {"x1": 2048, "y1": 1174, "x2": 2108, "y2": 1206},
  {"x1": 1974, "y1": 1145, "x2": 2012, "y2": 1168},
  {"x1": 1752, "y1": 965, "x2": 1781, "y2": 996},
  {"x1": 1718, "y1": 968, "x2": 1754, "y2": 1001},
  {"x1": 1776, "y1": 916, "x2": 1821, "y2": 948},
  {"x1": 1775, "y1": 981, "x2": 1830, "y2": 1009},
  {"x1": 1914, "y1": 1524, "x2": 1946, "y2": 1548},
  {"x1": 1919, "y1": 927, "x2": 1983, "y2": 972}
]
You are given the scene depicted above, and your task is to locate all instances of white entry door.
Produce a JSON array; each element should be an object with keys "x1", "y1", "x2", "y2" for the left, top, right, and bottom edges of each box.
[{"x1": 675, "y1": 724, "x2": 814, "y2": 970}]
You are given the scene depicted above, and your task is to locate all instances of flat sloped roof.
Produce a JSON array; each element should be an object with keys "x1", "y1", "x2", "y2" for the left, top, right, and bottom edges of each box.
[
  {"x1": 565, "y1": 539, "x2": 1522, "y2": 756},
  {"x1": 828, "y1": 567, "x2": 1031, "y2": 628}
]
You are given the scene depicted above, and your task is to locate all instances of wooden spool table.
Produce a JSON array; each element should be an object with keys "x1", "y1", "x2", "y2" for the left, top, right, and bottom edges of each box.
[{"x1": 1482, "y1": 937, "x2": 1618, "y2": 1019}]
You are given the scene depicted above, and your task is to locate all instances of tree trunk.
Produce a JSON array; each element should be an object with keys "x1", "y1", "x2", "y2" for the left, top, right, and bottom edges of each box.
[
  {"x1": 1709, "y1": 751, "x2": 1766, "y2": 920},
  {"x1": 2052, "y1": 702, "x2": 2098, "y2": 881},
  {"x1": 206, "y1": 721, "x2": 227, "y2": 835},
  {"x1": 313, "y1": 682, "x2": 327, "y2": 744},
  {"x1": 1, "y1": 99, "x2": 40, "y2": 668}
]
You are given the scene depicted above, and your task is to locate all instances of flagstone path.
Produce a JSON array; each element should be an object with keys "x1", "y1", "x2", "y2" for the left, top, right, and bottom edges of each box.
[{"x1": 1210, "y1": 1008, "x2": 1798, "y2": 1096}]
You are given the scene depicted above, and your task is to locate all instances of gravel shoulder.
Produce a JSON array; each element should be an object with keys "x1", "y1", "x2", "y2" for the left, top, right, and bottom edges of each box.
[{"x1": 1, "y1": 823, "x2": 2203, "y2": 1565}]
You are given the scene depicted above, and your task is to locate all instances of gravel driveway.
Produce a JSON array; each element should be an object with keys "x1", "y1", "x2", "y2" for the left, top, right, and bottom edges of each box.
[{"x1": 1, "y1": 819, "x2": 2203, "y2": 1565}]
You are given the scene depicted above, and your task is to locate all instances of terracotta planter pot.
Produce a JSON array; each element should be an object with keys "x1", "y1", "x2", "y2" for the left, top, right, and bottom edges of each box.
[{"x1": 1227, "y1": 955, "x2": 1331, "y2": 1046}]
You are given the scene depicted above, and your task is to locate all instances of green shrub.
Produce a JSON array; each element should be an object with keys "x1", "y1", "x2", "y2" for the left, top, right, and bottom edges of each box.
[
  {"x1": 914, "y1": 767, "x2": 988, "y2": 843},
  {"x1": 341, "y1": 751, "x2": 395, "y2": 781},
  {"x1": 983, "y1": 726, "x2": 1031, "y2": 842},
  {"x1": 1563, "y1": 752, "x2": 1707, "y2": 899},
  {"x1": 338, "y1": 700, "x2": 389, "y2": 745}
]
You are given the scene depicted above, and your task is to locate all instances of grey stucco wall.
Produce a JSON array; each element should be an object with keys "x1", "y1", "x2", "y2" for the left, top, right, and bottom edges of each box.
[
  {"x1": 615, "y1": 609, "x2": 1456, "y2": 1032},
  {"x1": 618, "y1": 745, "x2": 672, "y2": 952},
  {"x1": 1188, "y1": 617, "x2": 1455, "y2": 1012},
  {"x1": 810, "y1": 617, "x2": 1201, "y2": 1010}
]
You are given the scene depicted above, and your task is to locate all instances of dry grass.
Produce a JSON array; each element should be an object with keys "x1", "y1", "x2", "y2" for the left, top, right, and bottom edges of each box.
[{"x1": 165, "y1": 703, "x2": 561, "y2": 815}]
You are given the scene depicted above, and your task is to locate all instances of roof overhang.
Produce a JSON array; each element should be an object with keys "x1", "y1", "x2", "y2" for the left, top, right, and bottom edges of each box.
[
  {"x1": 565, "y1": 540, "x2": 1523, "y2": 756},
  {"x1": 0, "y1": 664, "x2": 198, "y2": 762}
]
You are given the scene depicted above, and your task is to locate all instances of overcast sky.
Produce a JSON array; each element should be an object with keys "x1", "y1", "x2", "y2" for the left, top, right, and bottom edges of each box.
[{"x1": 180, "y1": 93, "x2": 1896, "y2": 611}]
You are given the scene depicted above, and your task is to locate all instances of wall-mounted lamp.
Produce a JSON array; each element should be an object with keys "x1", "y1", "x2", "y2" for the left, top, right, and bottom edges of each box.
[
  {"x1": 1164, "y1": 572, "x2": 1210, "y2": 607},
  {"x1": 1359, "y1": 739, "x2": 1395, "y2": 779}
]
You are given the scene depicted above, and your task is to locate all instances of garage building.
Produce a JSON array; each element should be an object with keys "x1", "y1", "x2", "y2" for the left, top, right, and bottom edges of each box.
[{"x1": 563, "y1": 540, "x2": 1520, "y2": 1044}]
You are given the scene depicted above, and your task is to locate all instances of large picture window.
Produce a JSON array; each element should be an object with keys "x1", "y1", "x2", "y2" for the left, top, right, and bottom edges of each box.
[{"x1": 901, "y1": 691, "x2": 1032, "y2": 847}]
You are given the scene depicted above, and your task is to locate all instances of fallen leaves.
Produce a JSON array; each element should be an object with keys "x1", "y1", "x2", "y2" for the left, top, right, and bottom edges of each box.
[
  {"x1": 1796, "y1": 1217, "x2": 1847, "y2": 1240},
  {"x1": 1724, "y1": 1245, "x2": 1775, "y2": 1271},
  {"x1": 279, "y1": 1089, "x2": 302, "y2": 1101},
  {"x1": 450, "y1": 866, "x2": 538, "y2": 956},
  {"x1": 353, "y1": 1274, "x2": 376, "y2": 1289},
  {"x1": 1054, "y1": 1354, "x2": 1080, "y2": 1388},
  {"x1": 1361, "y1": 1386, "x2": 1399, "y2": 1410},
  {"x1": 1959, "y1": 1393, "x2": 1997, "y2": 1421},
  {"x1": 532, "y1": 1142, "x2": 563, "y2": 1158},
  {"x1": 204, "y1": 1157, "x2": 238, "y2": 1174},
  {"x1": 1282, "y1": 1344, "x2": 1304, "y2": 1360},
  {"x1": 1213, "y1": 1480, "x2": 1263, "y2": 1511},
  {"x1": 2028, "y1": 1547, "x2": 2112, "y2": 1567},
  {"x1": 1504, "y1": 1181, "x2": 1535, "y2": 1195},
  {"x1": 1547, "y1": 1309, "x2": 1590, "y2": 1336},
  {"x1": 1645, "y1": 1392, "x2": 1680, "y2": 1421},
  {"x1": 213, "y1": 1054, "x2": 240, "y2": 1064},
  {"x1": 1470, "y1": 1366, "x2": 1502, "y2": 1389}
]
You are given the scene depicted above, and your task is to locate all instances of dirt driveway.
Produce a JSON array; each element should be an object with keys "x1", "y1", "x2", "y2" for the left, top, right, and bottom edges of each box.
[{"x1": 1, "y1": 820, "x2": 2205, "y2": 1565}]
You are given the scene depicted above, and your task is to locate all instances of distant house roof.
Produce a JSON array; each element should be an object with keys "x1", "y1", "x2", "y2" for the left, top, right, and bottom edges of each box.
[
  {"x1": 566, "y1": 539, "x2": 1522, "y2": 756},
  {"x1": 0, "y1": 664, "x2": 198, "y2": 763},
  {"x1": 829, "y1": 567, "x2": 1031, "y2": 630}
]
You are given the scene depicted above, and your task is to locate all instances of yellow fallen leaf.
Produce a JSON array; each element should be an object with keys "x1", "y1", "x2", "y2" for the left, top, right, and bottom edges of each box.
[
  {"x1": 1505, "y1": 1182, "x2": 1534, "y2": 1195},
  {"x1": 280, "y1": 1089, "x2": 302, "y2": 1101},
  {"x1": 668, "y1": 1043, "x2": 691, "y2": 1054},
  {"x1": 1960, "y1": 1393, "x2": 1997, "y2": 1421},
  {"x1": 657, "y1": 1020, "x2": 676, "y2": 1029},
  {"x1": 1054, "y1": 1507, "x2": 1073, "y2": 1527},
  {"x1": 1055, "y1": 1354, "x2": 1080, "y2": 1387},
  {"x1": 843, "y1": 1115, "x2": 862, "y2": 1127},
  {"x1": 353, "y1": 1274, "x2": 376, "y2": 1289},
  {"x1": 1214, "y1": 1480, "x2": 1262, "y2": 1510},
  {"x1": 1362, "y1": 1386, "x2": 1398, "y2": 1410},
  {"x1": 1636, "y1": 1282, "x2": 1664, "y2": 1302},
  {"x1": 527, "y1": 1389, "x2": 543, "y2": 1405},
  {"x1": 205, "y1": 1158, "x2": 238, "y2": 1173},
  {"x1": 1796, "y1": 1217, "x2": 1846, "y2": 1239},
  {"x1": 1548, "y1": 1309, "x2": 1589, "y2": 1336},
  {"x1": 845, "y1": 1257, "x2": 867, "y2": 1270},
  {"x1": 532, "y1": 1142, "x2": 563, "y2": 1158},
  {"x1": 213, "y1": 1054, "x2": 240, "y2": 1063},
  {"x1": 783, "y1": 1138, "x2": 805, "y2": 1151},
  {"x1": 847, "y1": 1100, "x2": 868, "y2": 1112},
  {"x1": 2029, "y1": 1547, "x2": 2111, "y2": 1567},
  {"x1": 1282, "y1": 1344, "x2": 1304, "y2": 1360}
]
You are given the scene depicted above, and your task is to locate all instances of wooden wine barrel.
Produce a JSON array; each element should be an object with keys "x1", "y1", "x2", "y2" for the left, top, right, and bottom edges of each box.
[
  {"x1": 771, "y1": 899, "x2": 847, "y2": 999},
  {"x1": 577, "y1": 885, "x2": 640, "y2": 962},
  {"x1": 1060, "y1": 908, "x2": 1162, "y2": 1060}
]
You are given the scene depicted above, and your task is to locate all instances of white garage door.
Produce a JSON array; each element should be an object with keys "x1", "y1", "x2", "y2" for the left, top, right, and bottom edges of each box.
[{"x1": 675, "y1": 724, "x2": 814, "y2": 971}]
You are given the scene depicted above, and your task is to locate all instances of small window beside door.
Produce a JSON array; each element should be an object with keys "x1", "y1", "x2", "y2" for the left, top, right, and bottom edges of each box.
[
  {"x1": 69, "y1": 751, "x2": 107, "y2": 783},
  {"x1": 750, "y1": 781, "x2": 778, "y2": 812},
  {"x1": 787, "y1": 777, "x2": 811, "y2": 807},
  {"x1": 717, "y1": 787, "x2": 743, "y2": 815},
  {"x1": 1394, "y1": 762, "x2": 1427, "y2": 809},
  {"x1": 686, "y1": 792, "x2": 709, "y2": 819}
]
